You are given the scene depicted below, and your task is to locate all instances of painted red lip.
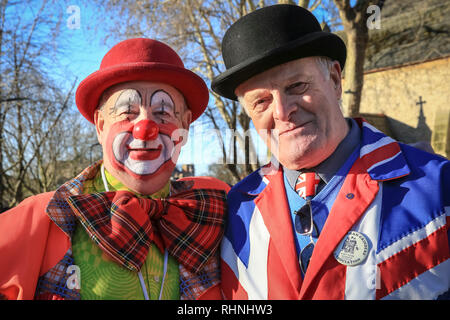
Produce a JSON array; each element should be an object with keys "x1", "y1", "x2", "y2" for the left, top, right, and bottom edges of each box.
[{"x1": 128, "y1": 145, "x2": 163, "y2": 160}]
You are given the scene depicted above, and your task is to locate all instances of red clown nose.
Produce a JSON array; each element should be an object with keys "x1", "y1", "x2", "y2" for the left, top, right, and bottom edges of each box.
[{"x1": 132, "y1": 120, "x2": 159, "y2": 141}]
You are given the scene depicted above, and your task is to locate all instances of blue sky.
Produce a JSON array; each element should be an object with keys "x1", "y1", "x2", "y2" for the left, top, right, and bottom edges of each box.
[
  {"x1": 57, "y1": 2, "x2": 111, "y2": 90},
  {"x1": 42, "y1": 1, "x2": 336, "y2": 175},
  {"x1": 54, "y1": 2, "x2": 260, "y2": 175},
  {"x1": 56, "y1": 0, "x2": 340, "y2": 90}
]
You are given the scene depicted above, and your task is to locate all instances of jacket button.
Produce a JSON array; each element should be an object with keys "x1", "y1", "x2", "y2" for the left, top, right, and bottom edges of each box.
[{"x1": 346, "y1": 193, "x2": 355, "y2": 199}]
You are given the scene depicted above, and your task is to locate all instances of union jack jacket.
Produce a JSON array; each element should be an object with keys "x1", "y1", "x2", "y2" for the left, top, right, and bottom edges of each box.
[{"x1": 221, "y1": 119, "x2": 450, "y2": 300}]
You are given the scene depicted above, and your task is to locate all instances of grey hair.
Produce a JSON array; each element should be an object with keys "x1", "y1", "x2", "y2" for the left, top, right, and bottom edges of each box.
[
  {"x1": 315, "y1": 56, "x2": 335, "y2": 80},
  {"x1": 97, "y1": 93, "x2": 108, "y2": 111},
  {"x1": 315, "y1": 56, "x2": 344, "y2": 113},
  {"x1": 237, "y1": 95, "x2": 250, "y2": 116},
  {"x1": 97, "y1": 84, "x2": 120, "y2": 111}
]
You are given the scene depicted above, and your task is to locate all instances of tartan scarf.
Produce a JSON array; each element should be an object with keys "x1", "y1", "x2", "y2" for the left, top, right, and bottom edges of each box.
[{"x1": 66, "y1": 188, "x2": 226, "y2": 274}]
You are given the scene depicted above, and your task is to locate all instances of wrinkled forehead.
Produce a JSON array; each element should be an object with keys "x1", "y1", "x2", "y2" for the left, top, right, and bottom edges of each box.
[
  {"x1": 98, "y1": 80, "x2": 187, "y2": 109},
  {"x1": 235, "y1": 57, "x2": 319, "y2": 98}
]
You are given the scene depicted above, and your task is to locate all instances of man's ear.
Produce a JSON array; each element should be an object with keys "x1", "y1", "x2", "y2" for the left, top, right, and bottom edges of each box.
[
  {"x1": 181, "y1": 108, "x2": 192, "y2": 131},
  {"x1": 93, "y1": 109, "x2": 104, "y2": 145},
  {"x1": 175, "y1": 107, "x2": 192, "y2": 147},
  {"x1": 330, "y1": 61, "x2": 342, "y2": 99}
]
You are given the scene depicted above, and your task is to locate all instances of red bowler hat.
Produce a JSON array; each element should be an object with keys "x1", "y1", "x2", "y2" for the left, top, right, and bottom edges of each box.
[{"x1": 76, "y1": 38, "x2": 209, "y2": 123}]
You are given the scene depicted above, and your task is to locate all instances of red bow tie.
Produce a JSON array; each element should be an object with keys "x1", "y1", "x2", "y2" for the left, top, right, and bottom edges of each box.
[{"x1": 67, "y1": 189, "x2": 226, "y2": 273}]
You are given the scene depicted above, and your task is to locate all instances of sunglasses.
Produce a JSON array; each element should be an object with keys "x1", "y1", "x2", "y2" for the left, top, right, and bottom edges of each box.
[{"x1": 294, "y1": 199, "x2": 318, "y2": 274}]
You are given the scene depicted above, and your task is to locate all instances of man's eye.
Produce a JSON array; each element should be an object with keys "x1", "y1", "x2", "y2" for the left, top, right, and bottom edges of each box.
[
  {"x1": 254, "y1": 97, "x2": 270, "y2": 107},
  {"x1": 287, "y1": 82, "x2": 308, "y2": 94},
  {"x1": 124, "y1": 108, "x2": 137, "y2": 114},
  {"x1": 153, "y1": 108, "x2": 174, "y2": 117},
  {"x1": 154, "y1": 110, "x2": 170, "y2": 116},
  {"x1": 256, "y1": 99, "x2": 266, "y2": 105},
  {"x1": 248, "y1": 97, "x2": 269, "y2": 115},
  {"x1": 116, "y1": 105, "x2": 138, "y2": 116}
]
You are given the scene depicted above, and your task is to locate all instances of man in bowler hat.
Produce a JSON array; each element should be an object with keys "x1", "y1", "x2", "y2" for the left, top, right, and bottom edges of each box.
[
  {"x1": 212, "y1": 4, "x2": 450, "y2": 300},
  {"x1": 0, "y1": 38, "x2": 229, "y2": 300}
]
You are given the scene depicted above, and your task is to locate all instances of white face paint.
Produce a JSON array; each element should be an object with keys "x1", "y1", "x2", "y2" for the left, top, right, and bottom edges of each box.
[
  {"x1": 98, "y1": 81, "x2": 190, "y2": 196},
  {"x1": 112, "y1": 131, "x2": 175, "y2": 176},
  {"x1": 113, "y1": 89, "x2": 142, "y2": 116},
  {"x1": 150, "y1": 90, "x2": 175, "y2": 121}
]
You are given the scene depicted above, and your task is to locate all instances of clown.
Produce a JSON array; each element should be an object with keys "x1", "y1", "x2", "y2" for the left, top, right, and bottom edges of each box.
[
  {"x1": 0, "y1": 38, "x2": 229, "y2": 300},
  {"x1": 96, "y1": 82, "x2": 190, "y2": 194}
]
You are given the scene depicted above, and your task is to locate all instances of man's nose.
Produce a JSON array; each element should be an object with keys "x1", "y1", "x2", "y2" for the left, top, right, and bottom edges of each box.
[
  {"x1": 132, "y1": 119, "x2": 159, "y2": 141},
  {"x1": 273, "y1": 91, "x2": 296, "y2": 121}
]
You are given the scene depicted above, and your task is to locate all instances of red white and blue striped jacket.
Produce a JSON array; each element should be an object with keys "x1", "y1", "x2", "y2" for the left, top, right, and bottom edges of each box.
[{"x1": 221, "y1": 119, "x2": 450, "y2": 300}]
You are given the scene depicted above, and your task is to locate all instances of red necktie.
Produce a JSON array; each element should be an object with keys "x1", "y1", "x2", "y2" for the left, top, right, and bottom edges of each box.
[
  {"x1": 67, "y1": 189, "x2": 226, "y2": 273},
  {"x1": 295, "y1": 172, "x2": 321, "y2": 199}
]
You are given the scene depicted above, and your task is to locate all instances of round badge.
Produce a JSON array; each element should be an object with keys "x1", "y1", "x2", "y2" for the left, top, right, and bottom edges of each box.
[{"x1": 334, "y1": 231, "x2": 370, "y2": 266}]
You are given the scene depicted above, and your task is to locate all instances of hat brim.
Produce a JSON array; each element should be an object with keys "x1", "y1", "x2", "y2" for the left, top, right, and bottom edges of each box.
[
  {"x1": 211, "y1": 32, "x2": 346, "y2": 100},
  {"x1": 76, "y1": 62, "x2": 209, "y2": 123}
]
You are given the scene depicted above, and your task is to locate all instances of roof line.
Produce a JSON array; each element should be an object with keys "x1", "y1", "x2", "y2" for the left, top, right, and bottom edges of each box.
[{"x1": 363, "y1": 54, "x2": 450, "y2": 75}]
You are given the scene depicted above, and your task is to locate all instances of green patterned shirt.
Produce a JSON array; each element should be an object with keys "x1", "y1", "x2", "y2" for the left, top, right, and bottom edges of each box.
[{"x1": 71, "y1": 166, "x2": 180, "y2": 300}]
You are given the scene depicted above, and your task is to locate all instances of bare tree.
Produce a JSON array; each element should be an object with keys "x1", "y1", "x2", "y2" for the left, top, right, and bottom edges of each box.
[
  {"x1": 333, "y1": 0, "x2": 384, "y2": 117},
  {"x1": 90, "y1": 0, "x2": 327, "y2": 181},
  {"x1": 0, "y1": 0, "x2": 99, "y2": 207}
]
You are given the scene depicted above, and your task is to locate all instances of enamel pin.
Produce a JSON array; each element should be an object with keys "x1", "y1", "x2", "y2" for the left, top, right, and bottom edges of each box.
[{"x1": 334, "y1": 231, "x2": 370, "y2": 266}]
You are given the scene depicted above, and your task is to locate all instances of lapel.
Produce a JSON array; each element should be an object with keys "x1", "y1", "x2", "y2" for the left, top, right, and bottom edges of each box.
[
  {"x1": 298, "y1": 157, "x2": 379, "y2": 298},
  {"x1": 253, "y1": 166, "x2": 302, "y2": 298},
  {"x1": 298, "y1": 118, "x2": 411, "y2": 299},
  {"x1": 46, "y1": 161, "x2": 102, "y2": 237}
]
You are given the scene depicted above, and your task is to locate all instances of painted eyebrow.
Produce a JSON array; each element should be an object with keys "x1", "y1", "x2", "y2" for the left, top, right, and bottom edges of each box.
[
  {"x1": 150, "y1": 89, "x2": 175, "y2": 107},
  {"x1": 109, "y1": 89, "x2": 142, "y2": 115}
]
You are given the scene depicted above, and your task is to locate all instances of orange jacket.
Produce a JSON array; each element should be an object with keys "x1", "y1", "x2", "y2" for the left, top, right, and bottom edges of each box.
[
  {"x1": 0, "y1": 176, "x2": 229, "y2": 300},
  {"x1": 0, "y1": 192, "x2": 66, "y2": 300}
]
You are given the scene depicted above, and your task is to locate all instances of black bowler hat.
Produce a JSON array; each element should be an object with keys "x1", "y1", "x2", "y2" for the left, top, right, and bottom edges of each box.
[{"x1": 211, "y1": 4, "x2": 346, "y2": 100}]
